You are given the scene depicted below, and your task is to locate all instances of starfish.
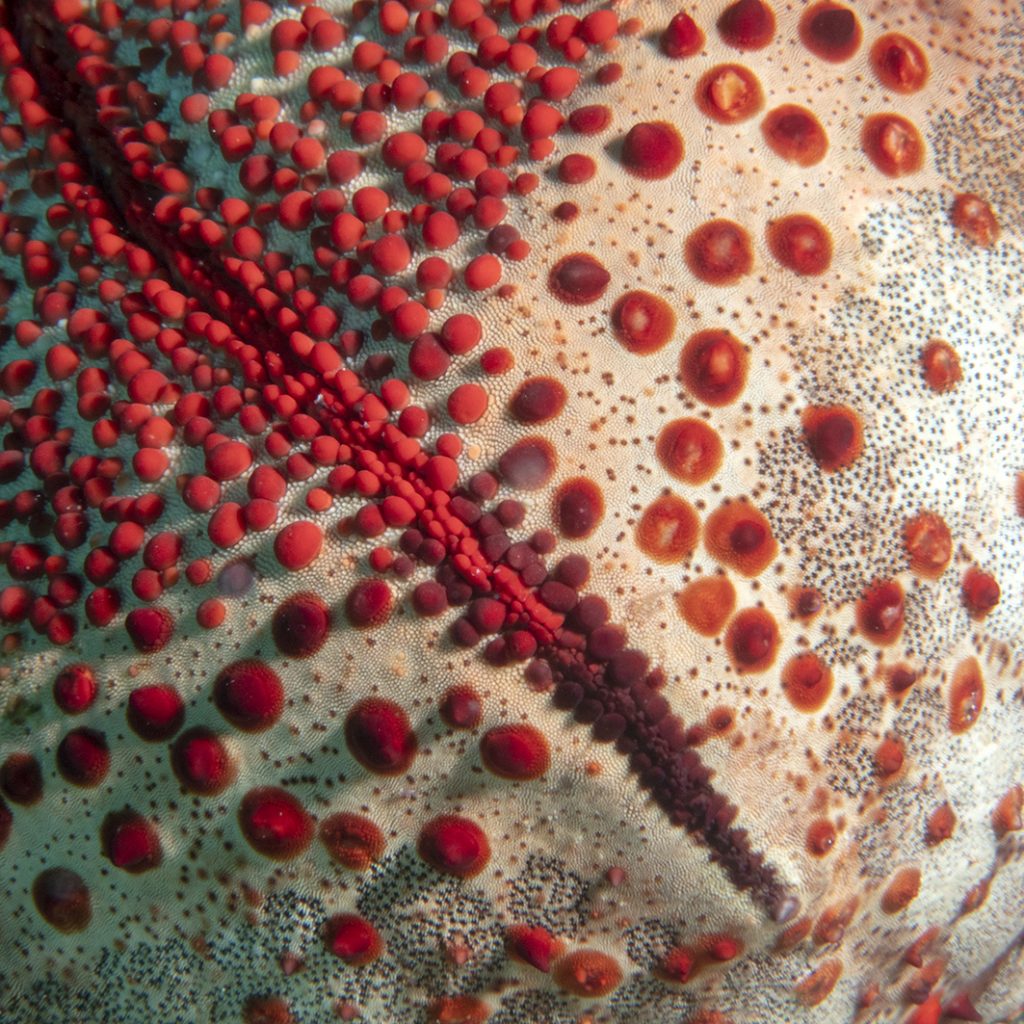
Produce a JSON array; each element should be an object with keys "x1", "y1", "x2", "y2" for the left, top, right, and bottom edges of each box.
[{"x1": 0, "y1": 0, "x2": 1022, "y2": 1022}]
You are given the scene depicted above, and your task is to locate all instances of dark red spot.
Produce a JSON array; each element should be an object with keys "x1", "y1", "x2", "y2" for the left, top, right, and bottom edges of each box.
[
  {"x1": 961, "y1": 567, "x2": 1000, "y2": 619},
  {"x1": 621, "y1": 121, "x2": 685, "y2": 179},
  {"x1": 685, "y1": 220, "x2": 753, "y2": 285},
  {"x1": 761, "y1": 105, "x2": 828, "y2": 167},
  {"x1": 782, "y1": 653, "x2": 833, "y2": 712},
  {"x1": 170, "y1": 727, "x2": 235, "y2": 795},
  {"x1": 717, "y1": 0, "x2": 775, "y2": 50},
  {"x1": 696, "y1": 64, "x2": 763, "y2": 123},
  {"x1": 862, "y1": 113, "x2": 925, "y2": 177},
  {"x1": 417, "y1": 815, "x2": 490, "y2": 877},
  {"x1": 33, "y1": 867, "x2": 91, "y2": 932},
  {"x1": 703, "y1": 501, "x2": 776, "y2": 576},
  {"x1": 213, "y1": 660, "x2": 284, "y2": 732},
  {"x1": 56, "y1": 727, "x2": 109, "y2": 786},
  {"x1": 324, "y1": 913, "x2": 383, "y2": 964},
  {"x1": 806, "y1": 819, "x2": 837, "y2": 856},
  {"x1": 920, "y1": 339, "x2": 962, "y2": 393},
  {"x1": 100, "y1": 808, "x2": 162, "y2": 872},
  {"x1": 904, "y1": 511, "x2": 952, "y2": 578},
  {"x1": 238, "y1": 786, "x2": 314, "y2": 859},
  {"x1": 798, "y1": 3, "x2": 861, "y2": 62},
  {"x1": 345, "y1": 697, "x2": 417, "y2": 775},
  {"x1": 480, "y1": 724, "x2": 551, "y2": 780},
  {"x1": 345, "y1": 578, "x2": 393, "y2": 628},
  {"x1": 802, "y1": 405, "x2": 863, "y2": 472},
  {"x1": 870, "y1": 33, "x2": 928, "y2": 93},
  {"x1": 610, "y1": 290, "x2": 676, "y2": 355},
  {"x1": 655, "y1": 419, "x2": 724, "y2": 484},
  {"x1": 124, "y1": 605, "x2": 174, "y2": 652},
  {"x1": 725, "y1": 608, "x2": 779, "y2": 672},
  {"x1": 548, "y1": 254, "x2": 610, "y2": 305},
  {"x1": 126, "y1": 683, "x2": 185, "y2": 741},
  {"x1": 951, "y1": 193, "x2": 1000, "y2": 247},
  {"x1": 1, "y1": 752, "x2": 43, "y2": 805},
  {"x1": 680, "y1": 329, "x2": 748, "y2": 405},
  {"x1": 439, "y1": 685, "x2": 483, "y2": 729},
  {"x1": 553, "y1": 477, "x2": 604, "y2": 539},
  {"x1": 272, "y1": 591, "x2": 331, "y2": 657},
  {"x1": 320, "y1": 811, "x2": 385, "y2": 869},
  {"x1": 510, "y1": 376, "x2": 568, "y2": 424},
  {"x1": 856, "y1": 579, "x2": 905, "y2": 645},
  {"x1": 53, "y1": 663, "x2": 97, "y2": 714},
  {"x1": 949, "y1": 658, "x2": 984, "y2": 733},
  {"x1": 767, "y1": 214, "x2": 833, "y2": 275},
  {"x1": 498, "y1": 436, "x2": 557, "y2": 490}
]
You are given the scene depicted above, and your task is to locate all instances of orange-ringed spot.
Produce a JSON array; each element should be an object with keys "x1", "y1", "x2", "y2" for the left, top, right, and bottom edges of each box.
[
  {"x1": 861, "y1": 113, "x2": 924, "y2": 176},
  {"x1": 703, "y1": 501, "x2": 776, "y2": 575},
  {"x1": 610, "y1": 290, "x2": 676, "y2": 354},
  {"x1": 951, "y1": 193, "x2": 1000, "y2": 247},
  {"x1": 320, "y1": 811, "x2": 386, "y2": 869},
  {"x1": 636, "y1": 493, "x2": 700, "y2": 563},
  {"x1": 716, "y1": 0, "x2": 775, "y2": 51},
  {"x1": 479, "y1": 723, "x2": 551, "y2": 779},
  {"x1": 553, "y1": 949, "x2": 623, "y2": 997},
  {"x1": 675, "y1": 575, "x2": 736, "y2": 636},
  {"x1": 656, "y1": 418, "x2": 724, "y2": 484},
  {"x1": 766, "y1": 214, "x2": 832, "y2": 275},
  {"x1": 680, "y1": 329, "x2": 748, "y2": 405},
  {"x1": 696, "y1": 64, "x2": 763, "y2": 123},
  {"x1": 903, "y1": 511, "x2": 952, "y2": 578},
  {"x1": 949, "y1": 657, "x2": 984, "y2": 733},
  {"x1": 725, "y1": 608, "x2": 779, "y2": 673},
  {"x1": 238, "y1": 786, "x2": 314, "y2": 860},
  {"x1": 856, "y1": 579, "x2": 904, "y2": 645},
  {"x1": 881, "y1": 867, "x2": 921, "y2": 913},
  {"x1": 345, "y1": 697, "x2": 417, "y2": 775},
  {"x1": 781, "y1": 652, "x2": 833, "y2": 712},
  {"x1": 920, "y1": 339, "x2": 962, "y2": 393},
  {"x1": 801, "y1": 404, "x2": 863, "y2": 472},
  {"x1": 870, "y1": 33, "x2": 929, "y2": 93},
  {"x1": 685, "y1": 219, "x2": 753, "y2": 285},
  {"x1": 417, "y1": 815, "x2": 490, "y2": 877},
  {"x1": 761, "y1": 105, "x2": 828, "y2": 166},
  {"x1": 798, "y1": 2, "x2": 861, "y2": 62},
  {"x1": 620, "y1": 120, "x2": 685, "y2": 179},
  {"x1": 548, "y1": 253, "x2": 610, "y2": 304}
]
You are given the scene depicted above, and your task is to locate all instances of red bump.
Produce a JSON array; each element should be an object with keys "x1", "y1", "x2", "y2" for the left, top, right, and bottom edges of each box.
[
  {"x1": 498, "y1": 436, "x2": 557, "y2": 490},
  {"x1": 100, "y1": 809, "x2": 162, "y2": 872},
  {"x1": 345, "y1": 697, "x2": 417, "y2": 774},
  {"x1": 554, "y1": 949, "x2": 623, "y2": 997},
  {"x1": 124, "y1": 605, "x2": 174, "y2": 653},
  {"x1": 56, "y1": 727, "x2": 110, "y2": 786},
  {"x1": 439, "y1": 685, "x2": 483, "y2": 729},
  {"x1": 656, "y1": 419, "x2": 724, "y2": 484},
  {"x1": 465, "y1": 253, "x2": 502, "y2": 291},
  {"x1": 961, "y1": 567, "x2": 1000, "y2": 619},
  {"x1": 214, "y1": 660, "x2": 284, "y2": 732},
  {"x1": 725, "y1": 608, "x2": 780, "y2": 672},
  {"x1": 324, "y1": 913, "x2": 383, "y2": 964},
  {"x1": 206, "y1": 439, "x2": 253, "y2": 481},
  {"x1": 762, "y1": 105, "x2": 829, "y2": 167},
  {"x1": 696, "y1": 64, "x2": 763, "y2": 123},
  {"x1": 798, "y1": 2, "x2": 862, "y2": 62},
  {"x1": 636, "y1": 494, "x2": 700, "y2": 563},
  {"x1": 53, "y1": 663, "x2": 97, "y2": 714},
  {"x1": 345, "y1": 578, "x2": 393, "y2": 628},
  {"x1": 861, "y1": 113, "x2": 925, "y2": 177},
  {"x1": 447, "y1": 383, "x2": 489, "y2": 424},
  {"x1": 717, "y1": 0, "x2": 775, "y2": 50},
  {"x1": 548, "y1": 254, "x2": 610, "y2": 305},
  {"x1": 621, "y1": 121, "x2": 684, "y2": 180},
  {"x1": 239, "y1": 786, "x2": 314, "y2": 860},
  {"x1": 767, "y1": 214, "x2": 833, "y2": 275},
  {"x1": 320, "y1": 811, "x2": 386, "y2": 869},
  {"x1": 507, "y1": 924, "x2": 563, "y2": 972},
  {"x1": 272, "y1": 592, "x2": 331, "y2": 658},
  {"x1": 170, "y1": 727, "x2": 235, "y2": 795},
  {"x1": 610, "y1": 291, "x2": 676, "y2": 355},
  {"x1": 782, "y1": 653, "x2": 833, "y2": 712},
  {"x1": 553, "y1": 477, "x2": 604, "y2": 539},
  {"x1": 685, "y1": 220, "x2": 753, "y2": 285},
  {"x1": 661, "y1": 12, "x2": 705, "y2": 58},
  {"x1": 680, "y1": 329, "x2": 748, "y2": 405},
  {"x1": 870, "y1": 33, "x2": 928, "y2": 93},
  {"x1": 1, "y1": 752, "x2": 43, "y2": 805},
  {"x1": 802, "y1": 405, "x2": 864, "y2": 471},
  {"x1": 480, "y1": 723, "x2": 550, "y2": 780},
  {"x1": 126, "y1": 683, "x2": 185, "y2": 741},
  {"x1": 856, "y1": 579, "x2": 905, "y2": 645},
  {"x1": 274, "y1": 520, "x2": 323, "y2": 571},
  {"x1": 510, "y1": 377, "x2": 567, "y2": 424},
  {"x1": 417, "y1": 815, "x2": 490, "y2": 877},
  {"x1": 33, "y1": 868, "x2": 92, "y2": 932}
]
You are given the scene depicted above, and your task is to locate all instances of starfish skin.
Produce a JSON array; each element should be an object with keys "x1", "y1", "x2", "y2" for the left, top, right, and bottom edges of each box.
[{"x1": 0, "y1": 0, "x2": 1022, "y2": 1022}]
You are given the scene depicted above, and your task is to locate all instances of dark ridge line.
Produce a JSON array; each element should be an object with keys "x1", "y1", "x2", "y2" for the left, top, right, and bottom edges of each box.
[{"x1": 7, "y1": 0, "x2": 797, "y2": 923}]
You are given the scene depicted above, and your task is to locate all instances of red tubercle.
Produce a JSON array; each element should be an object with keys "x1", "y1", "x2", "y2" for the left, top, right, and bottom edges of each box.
[
  {"x1": 620, "y1": 121, "x2": 685, "y2": 179},
  {"x1": 903, "y1": 511, "x2": 952, "y2": 578},
  {"x1": 806, "y1": 819, "x2": 837, "y2": 856},
  {"x1": 170, "y1": 727, "x2": 235, "y2": 795},
  {"x1": 716, "y1": 0, "x2": 775, "y2": 51},
  {"x1": 498, "y1": 436, "x2": 557, "y2": 490},
  {"x1": 345, "y1": 697, "x2": 417, "y2": 774},
  {"x1": 548, "y1": 253, "x2": 610, "y2": 305},
  {"x1": 56, "y1": 726, "x2": 110, "y2": 786},
  {"x1": 53, "y1": 662, "x2": 97, "y2": 713},
  {"x1": 323, "y1": 913, "x2": 383, "y2": 965},
  {"x1": 238, "y1": 786, "x2": 314, "y2": 860},
  {"x1": 856, "y1": 579, "x2": 905, "y2": 646},
  {"x1": 949, "y1": 657, "x2": 984, "y2": 733},
  {"x1": 781, "y1": 653, "x2": 833, "y2": 713},
  {"x1": 272, "y1": 591, "x2": 331, "y2": 657},
  {"x1": 950, "y1": 193, "x2": 1000, "y2": 247},
  {"x1": 320, "y1": 811, "x2": 386, "y2": 869},
  {"x1": 33, "y1": 867, "x2": 92, "y2": 932},
  {"x1": 125, "y1": 605, "x2": 174, "y2": 652},
  {"x1": 798, "y1": 3, "x2": 862, "y2": 63},
  {"x1": 126, "y1": 683, "x2": 185, "y2": 741},
  {"x1": 636, "y1": 494, "x2": 700, "y2": 564},
  {"x1": 696, "y1": 64, "x2": 763, "y2": 124},
  {"x1": 675, "y1": 575, "x2": 736, "y2": 637},
  {"x1": 345, "y1": 578, "x2": 394, "y2": 627},
  {"x1": 100, "y1": 808, "x2": 162, "y2": 872},
  {"x1": 870, "y1": 33, "x2": 929, "y2": 94},
  {"x1": 213, "y1": 660, "x2": 284, "y2": 732},
  {"x1": 862, "y1": 113, "x2": 925, "y2": 177},
  {"x1": 661, "y1": 12, "x2": 704, "y2": 58},
  {"x1": 417, "y1": 814, "x2": 490, "y2": 877},
  {"x1": 553, "y1": 949, "x2": 623, "y2": 996},
  {"x1": 766, "y1": 214, "x2": 833, "y2": 276},
  {"x1": 507, "y1": 924, "x2": 563, "y2": 972},
  {"x1": 552, "y1": 477, "x2": 604, "y2": 539},
  {"x1": 725, "y1": 608, "x2": 779, "y2": 673},
  {"x1": 961, "y1": 567, "x2": 1000, "y2": 619},
  {"x1": 439, "y1": 685, "x2": 483, "y2": 729},
  {"x1": 1, "y1": 752, "x2": 43, "y2": 805},
  {"x1": 609, "y1": 290, "x2": 676, "y2": 355},
  {"x1": 680, "y1": 329, "x2": 748, "y2": 406},
  {"x1": 684, "y1": 220, "x2": 753, "y2": 286},
  {"x1": 655, "y1": 418, "x2": 724, "y2": 485},
  {"x1": 510, "y1": 376, "x2": 567, "y2": 424},
  {"x1": 802, "y1": 404, "x2": 863, "y2": 472},
  {"x1": 479, "y1": 723, "x2": 550, "y2": 779},
  {"x1": 273, "y1": 519, "x2": 323, "y2": 571},
  {"x1": 703, "y1": 501, "x2": 776, "y2": 576}
]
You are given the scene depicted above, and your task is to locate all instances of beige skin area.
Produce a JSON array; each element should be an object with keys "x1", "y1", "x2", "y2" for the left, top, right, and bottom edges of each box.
[{"x1": 0, "y1": 0, "x2": 1021, "y2": 1022}]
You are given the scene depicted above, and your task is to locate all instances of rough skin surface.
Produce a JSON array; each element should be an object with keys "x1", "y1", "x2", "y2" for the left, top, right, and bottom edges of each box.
[{"x1": 0, "y1": 0, "x2": 1021, "y2": 1022}]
